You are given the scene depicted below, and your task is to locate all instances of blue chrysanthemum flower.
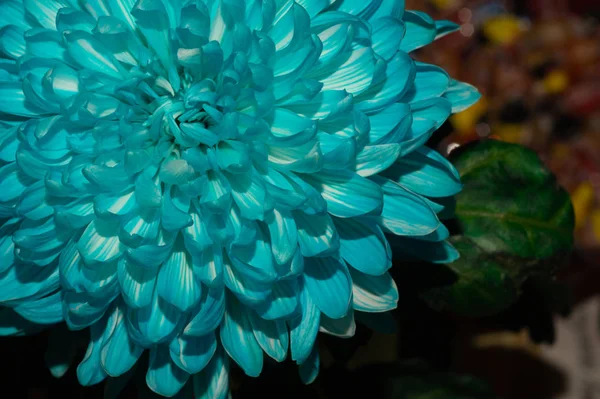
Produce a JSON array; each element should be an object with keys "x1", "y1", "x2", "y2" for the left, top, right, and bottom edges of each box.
[{"x1": 0, "y1": 0, "x2": 480, "y2": 397}]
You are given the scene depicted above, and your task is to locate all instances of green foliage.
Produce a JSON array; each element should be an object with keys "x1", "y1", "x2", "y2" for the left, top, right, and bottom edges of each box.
[
  {"x1": 425, "y1": 140, "x2": 575, "y2": 317},
  {"x1": 450, "y1": 140, "x2": 574, "y2": 258}
]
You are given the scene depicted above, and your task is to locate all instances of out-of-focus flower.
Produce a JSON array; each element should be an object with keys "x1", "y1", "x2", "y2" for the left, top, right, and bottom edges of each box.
[{"x1": 0, "y1": 0, "x2": 479, "y2": 397}]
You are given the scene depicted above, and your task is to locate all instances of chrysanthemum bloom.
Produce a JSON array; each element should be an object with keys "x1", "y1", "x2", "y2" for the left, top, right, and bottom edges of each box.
[{"x1": 0, "y1": 0, "x2": 479, "y2": 397}]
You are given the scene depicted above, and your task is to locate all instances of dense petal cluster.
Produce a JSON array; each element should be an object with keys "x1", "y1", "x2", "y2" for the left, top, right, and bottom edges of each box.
[{"x1": 0, "y1": 0, "x2": 479, "y2": 397}]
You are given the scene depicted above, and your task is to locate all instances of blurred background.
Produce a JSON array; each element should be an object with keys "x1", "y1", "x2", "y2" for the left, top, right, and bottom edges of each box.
[
  {"x1": 2, "y1": 1, "x2": 600, "y2": 398},
  {"x1": 405, "y1": 1, "x2": 600, "y2": 398}
]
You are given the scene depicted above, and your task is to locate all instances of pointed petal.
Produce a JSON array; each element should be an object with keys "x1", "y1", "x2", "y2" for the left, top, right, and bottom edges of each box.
[
  {"x1": 443, "y1": 80, "x2": 482, "y2": 113},
  {"x1": 350, "y1": 269, "x2": 398, "y2": 312},
  {"x1": 256, "y1": 278, "x2": 300, "y2": 320},
  {"x1": 184, "y1": 287, "x2": 225, "y2": 337},
  {"x1": 294, "y1": 212, "x2": 340, "y2": 257},
  {"x1": 249, "y1": 312, "x2": 289, "y2": 362},
  {"x1": 289, "y1": 282, "x2": 320, "y2": 363},
  {"x1": 266, "y1": 208, "x2": 297, "y2": 265},
  {"x1": 77, "y1": 319, "x2": 108, "y2": 386},
  {"x1": 100, "y1": 304, "x2": 143, "y2": 377},
  {"x1": 78, "y1": 220, "x2": 124, "y2": 264},
  {"x1": 400, "y1": 10, "x2": 436, "y2": 52},
  {"x1": 192, "y1": 347, "x2": 229, "y2": 399},
  {"x1": 169, "y1": 333, "x2": 217, "y2": 374},
  {"x1": 372, "y1": 176, "x2": 440, "y2": 236},
  {"x1": 355, "y1": 144, "x2": 401, "y2": 177},
  {"x1": 128, "y1": 289, "x2": 183, "y2": 345},
  {"x1": 298, "y1": 343, "x2": 320, "y2": 384},
  {"x1": 320, "y1": 311, "x2": 356, "y2": 338},
  {"x1": 303, "y1": 170, "x2": 383, "y2": 218},
  {"x1": 384, "y1": 146, "x2": 462, "y2": 198},
  {"x1": 388, "y1": 235, "x2": 460, "y2": 264},
  {"x1": 13, "y1": 291, "x2": 63, "y2": 324},
  {"x1": 336, "y1": 217, "x2": 392, "y2": 276},
  {"x1": 220, "y1": 293, "x2": 264, "y2": 377},
  {"x1": 157, "y1": 247, "x2": 202, "y2": 312},
  {"x1": 304, "y1": 257, "x2": 352, "y2": 320},
  {"x1": 371, "y1": 17, "x2": 405, "y2": 60},
  {"x1": 146, "y1": 345, "x2": 190, "y2": 397}
]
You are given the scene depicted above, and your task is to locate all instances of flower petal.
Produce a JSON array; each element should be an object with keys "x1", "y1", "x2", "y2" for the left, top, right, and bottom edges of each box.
[
  {"x1": 169, "y1": 333, "x2": 217, "y2": 374},
  {"x1": 146, "y1": 345, "x2": 190, "y2": 397},
  {"x1": 220, "y1": 293, "x2": 264, "y2": 377},
  {"x1": 304, "y1": 256, "x2": 352, "y2": 319},
  {"x1": 350, "y1": 269, "x2": 398, "y2": 312},
  {"x1": 336, "y1": 217, "x2": 392, "y2": 276}
]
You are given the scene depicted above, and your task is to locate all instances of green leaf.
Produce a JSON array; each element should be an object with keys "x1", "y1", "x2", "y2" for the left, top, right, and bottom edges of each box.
[
  {"x1": 422, "y1": 140, "x2": 575, "y2": 317},
  {"x1": 449, "y1": 139, "x2": 575, "y2": 259},
  {"x1": 424, "y1": 236, "x2": 519, "y2": 317}
]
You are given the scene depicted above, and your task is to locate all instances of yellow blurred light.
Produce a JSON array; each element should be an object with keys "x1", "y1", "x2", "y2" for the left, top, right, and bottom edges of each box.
[
  {"x1": 543, "y1": 70, "x2": 569, "y2": 94},
  {"x1": 430, "y1": 0, "x2": 458, "y2": 10},
  {"x1": 495, "y1": 124, "x2": 524, "y2": 143},
  {"x1": 483, "y1": 15, "x2": 525, "y2": 45},
  {"x1": 450, "y1": 96, "x2": 488, "y2": 136},
  {"x1": 572, "y1": 182, "x2": 595, "y2": 229}
]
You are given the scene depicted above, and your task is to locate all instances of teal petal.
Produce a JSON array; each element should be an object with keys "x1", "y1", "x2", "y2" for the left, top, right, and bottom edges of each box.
[
  {"x1": 355, "y1": 51, "x2": 415, "y2": 113},
  {"x1": 0, "y1": 308, "x2": 46, "y2": 336},
  {"x1": 128, "y1": 289, "x2": 183, "y2": 345},
  {"x1": 294, "y1": 212, "x2": 340, "y2": 257},
  {"x1": 118, "y1": 257, "x2": 158, "y2": 309},
  {"x1": 77, "y1": 318, "x2": 109, "y2": 386},
  {"x1": 443, "y1": 79, "x2": 482, "y2": 113},
  {"x1": 384, "y1": 146, "x2": 462, "y2": 198},
  {"x1": 304, "y1": 256, "x2": 352, "y2": 320},
  {"x1": 400, "y1": 10, "x2": 436, "y2": 52},
  {"x1": 157, "y1": 246, "x2": 202, "y2": 312},
  {"x1": 192, "y1": 347, "x2": 229, "y2": 399},
  {"x1": 336, "y1": 217, "x2": 392, "y2": 276},
  {"x1": 0, "y1": 25, "x2": 26, "y2": 59},
  {"x1": 256, "y1": 278, "x2": 300, "y2": 320},
  {"x1": 223, "y1": 258, "x2": 271, "y2": 308},
  {"x1": 289, "y1": 282, "x2": 320, "y2": 363},
  {"x1": 100, "y1": 304, "x2": 143, "y2": 377},
  {"x1": 23, "y1": 0, "x2": 67, "y2": 29},
  {"x1": 435, "y1": 20, "x2": 460, "y2": 39},
  {"x1": 0, "y1": 218, "x2": 19, "y2": 274},
  {"x1": 320, "y1": 311, "x2": 356, "y2": 338},
  {"x1": 220, "y1": 293, "x2": 264, "y2": 377},
  {"x1": 367, "y1": 103, "x2": 412, "y2": 145},
  {"x1": 303, "y1": 170, "x2": 383, "y2": 218},
  {"x1": 0, "y1": 1, "x2": 29, "y2": 30},
  {"x1": 45, "y1": 325, "x2": 77, "y2": 378},
  {"x1": 183, "y1": 287, "x2": 225, "y2": 337},
  {"x1": 298, "y1": 342, "x2": 320, "y2": 384},
  {"x1": 355, "y1": 144, "x2": 401, "y2": 177},
  {"x1": 403, "y1": 62, "x2": 450, "y2": 103},
  {"x1": 372, "y1": 176, "x2": 440, "y2": 236},
  {"x1": 169, "y1": 333, "x2": 217, "y2": 374},
  {"x1": 266, "y1": 208, "x2": 298, "y2": 265},
  {"x1": 350, "y1": 269, "x2": 399, "y2": 312},
  {"x1": 146, "y1": 345, "x2": 190, "y2": 397},
  {"x1": 78, "y1": 219, "x2": 124, "y2": 264},
  {"x1": 13, "y1": 291, "x2": 63, "y2": 324},
  {"x1": 388, "y1": 235, "x2": 460, "y2": 264},
  {"x1": 371, "y1": 17, "x2": 405, "y2": 60},
  {"x1": 249, "y1": 312, "x2": 289, "y2": 362}
]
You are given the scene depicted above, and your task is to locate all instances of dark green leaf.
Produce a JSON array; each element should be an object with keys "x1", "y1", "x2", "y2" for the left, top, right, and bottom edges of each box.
[
  {"x1": 423, "y1": 140, "x2": 576, "y2": 317},
  {"x1": 424, "y1": 236, "x2": 519, "y2": 317},
  {"x1": 449, "y1": 139, "x2": 575, "y2": 259}
]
